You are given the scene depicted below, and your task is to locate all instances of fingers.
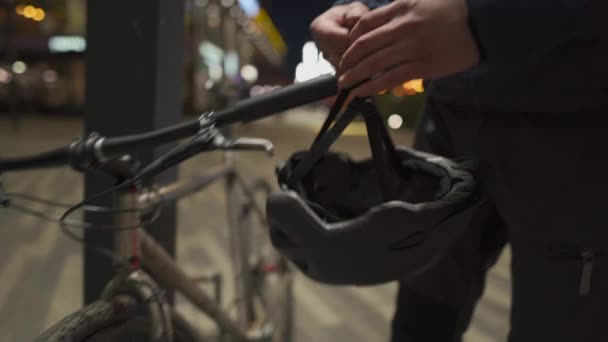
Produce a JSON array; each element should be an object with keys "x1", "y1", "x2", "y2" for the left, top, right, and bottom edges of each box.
[
  {"x1": 342, "y1": 2, "x2": 369, "y2": 29},
  {"x1": 340, "y1": 1, "x2": 416, "y2": 73},
  {"x1": 310, "y1": 4, "x2": 370, "y2": 68},
  {"x1": 310, "y1": 19, "x2": 349, "y2": 61},
  {"x1": 338, "y1": 37, "x2": 415, "y2": 88},
  {"x1": 325, "y1": 54, "x2": 341, "y2": 67},
  {"x1": 350, "y1": 59, "x2": 431, "y2": 97},
  {"x1": 348, "y1": 0, "x2": 410, "y2": 42}
]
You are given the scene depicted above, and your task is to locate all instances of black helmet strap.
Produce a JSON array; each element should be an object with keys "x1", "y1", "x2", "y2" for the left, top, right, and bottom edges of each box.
[
  {"x1": 288, "y1": 90, "x2": 404, "y2": 201},
  {"x1": 354, "y1": 99, "x2": 404, "y2": 200},
  {"x1": 286, "y1": 101, "x2": 359, "y2": 186}
]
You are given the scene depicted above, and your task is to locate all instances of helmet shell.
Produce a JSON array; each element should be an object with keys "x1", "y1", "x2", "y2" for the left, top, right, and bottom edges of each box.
[{"x1": 266, "y1": 147, "x2": 478, "y2": 285}]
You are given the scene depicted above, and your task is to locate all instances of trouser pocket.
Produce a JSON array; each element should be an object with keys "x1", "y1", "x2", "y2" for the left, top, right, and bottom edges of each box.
[
  {"x1": 550, "y1": 245, "x2": 608, "y2": 296},
  {"x1": 510, "y1": 246, "x2": 608, "y2": 341}
]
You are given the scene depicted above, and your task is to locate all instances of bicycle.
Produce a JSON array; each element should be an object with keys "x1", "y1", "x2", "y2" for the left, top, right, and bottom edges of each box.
[{"x1": 0, "y1": 75, "x2": 338, "y2": 341}]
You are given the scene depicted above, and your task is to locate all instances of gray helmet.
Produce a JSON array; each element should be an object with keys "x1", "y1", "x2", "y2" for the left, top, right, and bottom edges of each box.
[{"x1": 266, "y1": 97, "x2": 478, "y2": 285}]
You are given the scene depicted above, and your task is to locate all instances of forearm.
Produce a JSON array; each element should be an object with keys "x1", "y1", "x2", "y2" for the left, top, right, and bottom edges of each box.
[
  {"x1": 333, "y1": 0, "x2": 391, "y2": 10},
  {"x1": 468, "y1": 0, "x2": 608, "y2": 65}
]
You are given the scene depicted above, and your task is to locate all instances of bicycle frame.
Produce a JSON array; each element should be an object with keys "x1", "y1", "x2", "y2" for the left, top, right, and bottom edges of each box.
[
  {"x1": 0, "y1": 76, "x2": 333, "y2": 342},
  {"x1": 110, "y1": 162, "x2": 286, "y2": 341}
]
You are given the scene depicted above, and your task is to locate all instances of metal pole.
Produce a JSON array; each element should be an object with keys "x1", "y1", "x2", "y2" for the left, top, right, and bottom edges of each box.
[{"x1": 84, "y1": 0, "x2": 184, "y2": 303}]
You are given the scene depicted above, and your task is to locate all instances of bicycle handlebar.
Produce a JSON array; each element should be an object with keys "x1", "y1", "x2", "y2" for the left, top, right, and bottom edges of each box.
[
  {"x1": 0, "y1": 75, "x2": 338, "y2": 173},
  {"x1": 0, "y1": 146, "x2": 72, "y2": 172},
  {"x1": 215, "y1": 74, "x2": 338, "y2": 126}
]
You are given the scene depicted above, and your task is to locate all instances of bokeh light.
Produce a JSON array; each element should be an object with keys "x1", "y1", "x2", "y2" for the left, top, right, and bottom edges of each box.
[
  {"x1": 0, "y1": 68, "x2": 12, "y2": 84},
  {"x1": 240, "y1": 64, "x2": 258, "y2": 84},
  {"x1": 42, "y1": 69, "x2": 59, "y2": 83},
  {"x1": 388, "y1": 114, "x2": 403, "y2": 129},
  {"x1": 12, "y1": 61, "x2": 27, "y2": 74},
  {"x1": 23, "y1": 5, "x2": 36, "y2": 18},
  {"x1": 33, "y1": 8, "x2": 46, "y2": 21}
]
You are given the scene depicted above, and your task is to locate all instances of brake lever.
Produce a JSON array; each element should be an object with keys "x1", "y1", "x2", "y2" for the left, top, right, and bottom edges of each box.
[
  {"x1": 218, "y1": 137, "x2": 274, "y2": 157},
  {"x1": 133, "y1": 128, "x2": 274, "y2": 182}
]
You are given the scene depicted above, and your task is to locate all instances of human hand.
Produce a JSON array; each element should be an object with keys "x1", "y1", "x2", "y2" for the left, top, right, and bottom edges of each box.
[
  {"x1": 310, "y1": 2, "x2": 370, "y2": 67},
  {"x1": 338, "y1": 0, "x2": 480, "y2": 96}
]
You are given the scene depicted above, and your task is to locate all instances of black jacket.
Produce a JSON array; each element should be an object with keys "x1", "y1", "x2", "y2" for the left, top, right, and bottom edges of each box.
[{"x1": 334, "y1": 0, "x2": 608, "y2": 112}]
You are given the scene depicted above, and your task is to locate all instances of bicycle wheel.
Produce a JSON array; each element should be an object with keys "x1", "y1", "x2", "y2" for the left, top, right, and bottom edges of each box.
[
  {"x1": 36, "y1": 295, "x2": 205, "y2": 342},
  {"x1": 226, "y1": 175, "x2": 294, "y2": 342}
]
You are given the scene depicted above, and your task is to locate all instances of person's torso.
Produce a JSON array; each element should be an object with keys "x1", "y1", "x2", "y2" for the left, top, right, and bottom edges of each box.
[{"x1": 430, "y1": 34, "x2": 608, "y2": 113}]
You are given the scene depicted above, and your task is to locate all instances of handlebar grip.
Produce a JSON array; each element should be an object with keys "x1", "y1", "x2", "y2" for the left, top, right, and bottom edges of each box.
[
  {"x1": 0, "y1": 146, "x2": 71, "y2": 172},
  {"x1": 215, "y1": 74, "x2": 338, "y2": 126}
]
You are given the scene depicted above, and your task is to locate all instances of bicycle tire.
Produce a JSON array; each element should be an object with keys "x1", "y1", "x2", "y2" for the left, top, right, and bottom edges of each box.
[
  {"x1": 226, "y1": 175, "x2": 294, "y2": 342},
  {"x1": 36, "y1": 296, "x2": 205, "y2": 342}
]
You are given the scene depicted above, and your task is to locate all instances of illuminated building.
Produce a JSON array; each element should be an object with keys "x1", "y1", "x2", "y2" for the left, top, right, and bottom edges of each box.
[{"x1": 0, "y1": 0, "x2": 287, "y2": 114}]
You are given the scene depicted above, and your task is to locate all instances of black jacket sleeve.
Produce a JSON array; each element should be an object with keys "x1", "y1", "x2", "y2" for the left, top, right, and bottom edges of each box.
[
  {"x1": 468, "y1": 0, "x2": 608, "y2": 65},
  {"x1": 333, "y1": 0, "x2": 391, "y2": 10},
  {"x1": 335, "y1": 0, "x2": 608, "y2": 67}
]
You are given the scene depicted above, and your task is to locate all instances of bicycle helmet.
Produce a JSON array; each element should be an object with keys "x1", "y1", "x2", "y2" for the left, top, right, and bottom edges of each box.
[{"x1": 266, "y1": 95, "x2": 479, "y2": 285}]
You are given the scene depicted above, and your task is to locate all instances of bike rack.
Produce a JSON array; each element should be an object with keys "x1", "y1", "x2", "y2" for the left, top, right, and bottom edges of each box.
[{"x1": 192, "y1": 272, "x2": 223, "y2": 305}]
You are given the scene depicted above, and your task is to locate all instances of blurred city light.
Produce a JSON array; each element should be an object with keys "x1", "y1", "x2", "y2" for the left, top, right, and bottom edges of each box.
[
  {"x1": 49, "y1": 36, "x2": 86, "y2": 53},
  {"x1": 295, "y1": 41, "x2": 335, "y2": 83},
  {"x1": 302, "y1": 42, "x2": 318, "y2": 64},
  {"x1": 253, "y1": 9, "x2": 287, "y2": 57},
  {"x1": 16, "y1": 4, "x2": 46, "y2": 22},
  {"x1": 12, "y1": 61, "x2": 27, "y2": 74},
  {"x1": 411, "y1": 79, "x2": 424, "y2": 92},
  {"x1": 240, "y1": 64, "x2": 258, "y2": 83},
  {"x1": 42, "y1": 70, "x2": 59, "y2": 84},
  {"x1": 209, "y1": 65, "x2": 224, "y2": 81},
  {"x1": 402, "y1": 79, "x2": 424, "y2": 95},
  {"x1": 238, "y1": 0, "x2": 260, "y2": 17},
  {"x1": 392, "y1": 86, "x2": 406, "y2": 97},
  {"x1": 224, "y1": 52, "x2": 240, "y2": 78},
  {"x1": 388, "y1": 114, "x2": 404, "y2": 129},
  {"x1": 199, "y1": 41, "x2": 225, "y2": 65},
  {"x1": 205, "y1": 80, "x2": 215, "y2": 90},
  {"x1": 23, "y1": 5, "x2": 36, "y2": 18},
  {"x1": 33, "y1": 8, "x2": 46, "y2": 21},
  {"x1": 0, "y1": 68, "x2": 12, "y2": 84}
]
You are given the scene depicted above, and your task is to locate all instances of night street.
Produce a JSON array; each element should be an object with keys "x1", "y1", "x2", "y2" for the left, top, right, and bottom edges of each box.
[{"x1": 0, "y1": 110, "x2": 511, "y2": 342}]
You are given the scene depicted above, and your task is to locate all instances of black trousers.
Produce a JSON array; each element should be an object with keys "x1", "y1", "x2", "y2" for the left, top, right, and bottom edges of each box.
[{"x1": 391, "y1": 94, "x2": 608, "y2": 342}]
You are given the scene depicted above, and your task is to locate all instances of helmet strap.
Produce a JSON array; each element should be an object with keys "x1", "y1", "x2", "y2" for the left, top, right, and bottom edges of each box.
[
  {"x1": 311, "y1": 89, "x2": 351, "y2": 145},
  {"x1": 287, "y1": 104, "x2": 359, "y2": 185},
  {"x1": 288, "y1": 92, "x2": 405, "y2": 201},
  {"x1": 353, "y1": 99, "x2": 404, "y2": 200}
]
